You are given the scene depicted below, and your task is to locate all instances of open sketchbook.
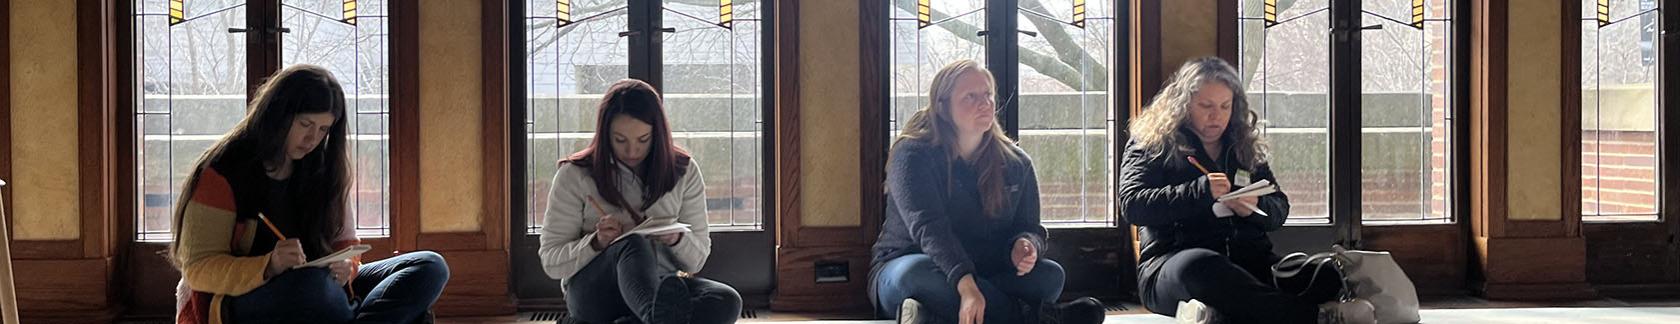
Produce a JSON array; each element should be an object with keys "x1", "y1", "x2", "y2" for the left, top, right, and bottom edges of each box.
[
  {"x1": 293, "y1": 244, "x2": 371, "y2": 269},
  {"x1": 1212, "y1": 180, "x2": 1276, "y2": 218},
  {"x1": 611, "y1": 223, "x2": 692, "y2": 243}
]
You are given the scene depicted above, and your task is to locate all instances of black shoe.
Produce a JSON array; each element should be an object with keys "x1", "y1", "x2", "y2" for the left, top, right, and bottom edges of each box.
[{"x1": 1036, "y1": 297, "x2": 1105, "y2": 324}]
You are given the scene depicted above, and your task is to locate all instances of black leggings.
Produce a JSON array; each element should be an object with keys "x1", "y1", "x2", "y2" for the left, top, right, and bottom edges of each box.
[
  {"x1": 1139, "y1": 248, "x2": 1341, "y2": 324},
  {"x1": 563, "y1": 234, "x2": 741, "y2": 324}
]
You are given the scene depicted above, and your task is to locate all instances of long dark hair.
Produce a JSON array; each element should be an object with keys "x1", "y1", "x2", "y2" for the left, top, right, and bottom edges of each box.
[
  {"x1": 169, "y1": 64, "x2": 351, "y2": 259},
  {"x1": 561, "y1": 79, "x2": 691, "y2": 223}
]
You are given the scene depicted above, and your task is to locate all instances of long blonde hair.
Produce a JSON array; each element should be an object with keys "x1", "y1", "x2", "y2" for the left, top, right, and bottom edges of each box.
[
  {"x1": 892, "y1": 59, "x2": 1020, "y2": 218},
  {"x1": 1129, "y1": 57, "x2": 1268, "y2": 168}
]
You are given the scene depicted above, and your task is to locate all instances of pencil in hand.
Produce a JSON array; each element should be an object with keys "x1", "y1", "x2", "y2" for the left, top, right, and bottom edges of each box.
[
  {"x1": 1186, "y1": 156, "x2": 1212, "y2": 175},
  {"x1": 586, "y1": 196, "x2": 611, "y2": 218},
  {"x1": 257, "y1": 213, "x2": 287, "y2": 240}
]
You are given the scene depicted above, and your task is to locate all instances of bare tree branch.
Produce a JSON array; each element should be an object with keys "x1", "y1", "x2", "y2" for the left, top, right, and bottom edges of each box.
[
  {"x1": 1018, "y1": 0, "x2": 1107, "y2": 90},
  {"x1": 889, "y1": 0, "x2": 1105, "y2": 91},
  {"x1": 1239, "y1": 0, "x2": 1298, "y2": 86}
]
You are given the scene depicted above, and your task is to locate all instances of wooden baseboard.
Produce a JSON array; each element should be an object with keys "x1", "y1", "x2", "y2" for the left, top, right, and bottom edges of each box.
[
  {"x1": 1476, "y1": 236, "x2": 1588, "y2": 284},
  {"x1": 18, "y1": 306, "x2": 121, "y2": 324},
  {"x1": 14, "y1": 258, "x2": 114, "y2": 314},
  {"x1": 1470, "y1": 236, "x2": 1595, "y2": 300},
  {"x1": 771, "y1": 245, "x2": 873, "y2": 313},
  {"x1": 432, "y1": 249, "x2": 515, "y2": 316}
]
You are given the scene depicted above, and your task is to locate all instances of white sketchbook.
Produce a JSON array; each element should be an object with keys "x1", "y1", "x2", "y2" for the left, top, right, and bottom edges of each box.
[
  {"x1": 293, "y1": 244, "x2": 371, "y2": 269},
  {"x1": 1212, "y1": 180, "x2": 1276, "y2": 218}
]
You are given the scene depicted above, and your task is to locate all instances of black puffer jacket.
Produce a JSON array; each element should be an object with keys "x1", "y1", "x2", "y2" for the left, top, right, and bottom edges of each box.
[{"x1": 1116, "y1": 130, "x2": 1290, "y2": 275}]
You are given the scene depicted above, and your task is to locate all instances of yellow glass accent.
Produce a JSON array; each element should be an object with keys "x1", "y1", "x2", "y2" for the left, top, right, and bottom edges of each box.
[
  {"x1": 720, "y1": 0, "x2": 734, "y2": 28},
  {"x1": 1262, "y1": 0, "x2": 1277, "y2": 27},
  {"x1": 169, "y1": 0, "x2": 185, "y2": 25},
  {"x1": 558, "y1": 0, "x2": 573, "y2": 27},
  {"x1": 1596, "y1": 0, "x2": 1610, "y2": 27},
  {"x1": 342, "y1": 0, "x2": 358, "y2": 25},
  {"x1": 917, "y1": 0, "x2": 931, "y2": 29},
  {"x1": 1073, "y1": 0, "x2": 1086, "y2": 28}
]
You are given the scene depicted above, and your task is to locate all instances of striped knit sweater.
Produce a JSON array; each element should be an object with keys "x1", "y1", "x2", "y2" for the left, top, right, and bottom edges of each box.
[{"x1": 173, "y1": 166, "x2": 361, "y2": 324}]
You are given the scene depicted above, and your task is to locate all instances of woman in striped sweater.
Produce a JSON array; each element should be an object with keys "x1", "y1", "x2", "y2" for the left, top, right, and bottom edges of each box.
[{"x1": 171, "y1": 65, "x2": 450, "y2": 324}]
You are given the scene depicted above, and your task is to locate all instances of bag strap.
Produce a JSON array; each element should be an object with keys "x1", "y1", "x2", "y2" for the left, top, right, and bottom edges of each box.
[{"x1": 1272, "y1": 251, "x2": 1352, "y2": 299}]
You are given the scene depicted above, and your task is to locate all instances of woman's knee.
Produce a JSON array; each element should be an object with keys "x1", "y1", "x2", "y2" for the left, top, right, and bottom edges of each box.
[
  {"x1": 693, "y1": 285, "x2": 743, "y2": 324},
  {"x1": 1021, "y1": 259, "x2": 1067, "y2": 302},
  {"x1": 268, "y1": 268, "x2": 353, "y2": 321},
  {"x1": 691, "y1": 278, "x2": 742, "y2": 310},
  {"x1": 615, "y1": 233, "x2": 650, "y2": 247},
  {"x1": 878, "y1": 254, "x2": 945, "y2": 294},
  {"x1": 1164, "y1": 248, "x2": 1238, "y2": 297},
  {"x1": 1031, "y1": 259, "x2": 1066, "y2": 284},
  {"x1": 402, "y1": 250, "x2": 452, "y2": 282},
  {"x1": 1172, "y1": 248, "x2": 1229, "y2": 270}
]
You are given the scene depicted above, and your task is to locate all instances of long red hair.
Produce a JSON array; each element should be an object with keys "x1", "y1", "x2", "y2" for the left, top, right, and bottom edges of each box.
[{"x1": 560, "y1": 79, "x2": 691, "y2": 223}]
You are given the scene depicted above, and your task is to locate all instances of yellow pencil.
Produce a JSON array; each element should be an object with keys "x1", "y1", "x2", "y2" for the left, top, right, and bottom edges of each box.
[
  {"x1": 257, "y1": 214, "x2": 287, "y2": 240},
  {"x1": 1186, "y1": 156, "x2": 1213, "y2": 175}
]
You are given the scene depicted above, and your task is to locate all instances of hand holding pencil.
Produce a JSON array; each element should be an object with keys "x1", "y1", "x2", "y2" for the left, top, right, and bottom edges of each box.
[
  {"x1": 1187, "y1": 156, "x2": 1231, "y2": 198},
  {"x1": 588, "y1": 196, "x2": 625, "y2": 250},
  {"x1": 259, "y1": 214, "x2": 305, "y2": 278}
]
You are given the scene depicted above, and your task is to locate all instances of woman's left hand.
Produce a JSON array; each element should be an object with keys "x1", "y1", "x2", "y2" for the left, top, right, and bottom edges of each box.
[
  {"x1": 1011, "y1": 238, "x2": 1037, "y2": 276},
  {"x1": 330, "y1": 260, "x2": 354, "y2": 286},
  {"x1": 1227, "y1": 196, "x2": 1261, "y2": 217},
  {"x1": 653, "y1": 232, "x2": 683, "y2": 246}
]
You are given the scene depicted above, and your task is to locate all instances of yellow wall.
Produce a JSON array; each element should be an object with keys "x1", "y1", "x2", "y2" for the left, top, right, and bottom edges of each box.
[
  {"x1": 1505, "y1": 3, "x2": 1563, "y2": 221},
  {"x1": 8, "y1": 0, "x2": 81, "y2": 240},
  {"x1": 417, "y1": 0, "x2": 486, "y2": 233},
  {"x1": 1159, "y1": 0, "x2": 1219, "y2": 72},
  {"x1": 795, "y1": 0, "x2": 863, "y2": 227}
]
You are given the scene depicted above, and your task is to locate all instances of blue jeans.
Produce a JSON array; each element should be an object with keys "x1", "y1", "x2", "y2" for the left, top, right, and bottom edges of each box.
[
  {"x1": 873, "y1": 254, "x2": 1066, "y2": 323},
  {"x1": 227, "y1": 251, "x2": 452, "y2": 324}
]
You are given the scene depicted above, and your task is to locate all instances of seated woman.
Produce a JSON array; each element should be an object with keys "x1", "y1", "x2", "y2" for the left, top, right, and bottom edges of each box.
[
  {"x1": 538, "y1": 79, "x2": 742, "y2": 324},
  {"x1": 869, "y1": 59, "x2": 1104, "y2": 324},
  {"x1": 172, "y1": 64, "x2": 450, "y2": 324},
  {"x1": 1117, "y1": 57, "x2": 1374, "y2": 324}
]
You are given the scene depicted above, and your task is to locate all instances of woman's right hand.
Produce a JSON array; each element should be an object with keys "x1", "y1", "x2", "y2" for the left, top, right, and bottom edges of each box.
[
  {"x1": 265, "y1": 239, "x2": 305, "y2": 278},
  {"x1": 593, "y1": 214, "x2": 624, "y2": 249},
  {"x1": 957, "y1": 274, "x2": 985, "y2": 324},
  {"x1": 1207, "y1": 173, "x2": 1231, "y2": 198}
]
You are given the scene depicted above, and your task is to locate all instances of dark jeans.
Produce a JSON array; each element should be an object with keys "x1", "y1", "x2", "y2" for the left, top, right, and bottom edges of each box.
[
  {"x1": 1140, "y1": 248, "x2": 1340, "y2": 324},
  {"x1": 872, "y1": 254, "x2": 1066, "y2": 323},
  {"x1": 564, "y1": 234, "x2": 741, "y2": 324},
  {"x1": 227, "y1": 251, "x2": 452, "y2": 324}
]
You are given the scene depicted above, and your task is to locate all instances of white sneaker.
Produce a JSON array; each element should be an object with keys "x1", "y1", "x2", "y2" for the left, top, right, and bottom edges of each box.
[
  {"x1": 898, "y1": 298, "x2": 925, "y2": 324},
  {"x1": 1175, "y1": 299, "x2": 1217, "y2": 324},
  {"x1": 1318, "y1": 299, "x2": 1376, "y2": 324}
]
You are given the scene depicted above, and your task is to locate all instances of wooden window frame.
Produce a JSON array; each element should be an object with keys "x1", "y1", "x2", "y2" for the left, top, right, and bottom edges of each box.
[{"x1": 1580, "y1": 0, "x2": 1680, "y2": 296}]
